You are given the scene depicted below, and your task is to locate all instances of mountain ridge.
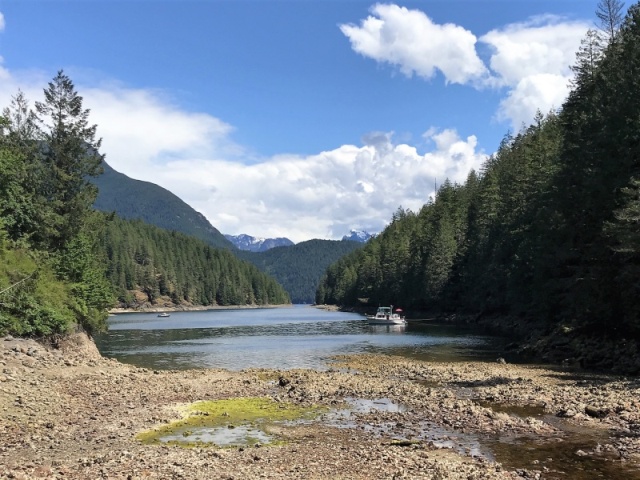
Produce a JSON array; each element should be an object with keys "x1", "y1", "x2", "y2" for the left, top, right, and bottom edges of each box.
[
  {"x1": 92, "y1": 161, "x2": 234, "y2": 250},
  {"x1": 225, "y1": 234, "x2": 294, "y2": 252}
]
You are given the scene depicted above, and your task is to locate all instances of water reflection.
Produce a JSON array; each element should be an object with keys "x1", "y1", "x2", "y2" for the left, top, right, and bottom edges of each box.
[{"x1": 95, "y1": 306, "x2": 502, "y2": 371}]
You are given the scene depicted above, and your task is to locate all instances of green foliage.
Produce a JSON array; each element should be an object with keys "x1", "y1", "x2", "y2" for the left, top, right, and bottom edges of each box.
[
  {"x1": 0, "y1": 245, "x2": 75, "y2": 337},
  {"x1": 238, "y1": 239, "x2": 363, "y2": 304},
  {"x1": 92, "y1": 160, "x2": 234, "y2": 250},
  {"x1": 318, "y1": 3, "x2": 640, "y2": 348},
  {"x1": 53, "y1": 226, "x2": 114, "y2": 335},
  {"x1": 0, "y1": 74, "x2": 113, "y2": 337},
  {"x1": 98, "y1": 216, "x2": 290, "y2": 307},
  {"x1": 35, "y1": 71, "x2": 104, "y2": 251}
]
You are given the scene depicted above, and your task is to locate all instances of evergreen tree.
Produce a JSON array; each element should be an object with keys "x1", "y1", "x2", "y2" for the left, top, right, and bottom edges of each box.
[{"x1": 35, "y1": 70, "x2": 104, "y2": 250}]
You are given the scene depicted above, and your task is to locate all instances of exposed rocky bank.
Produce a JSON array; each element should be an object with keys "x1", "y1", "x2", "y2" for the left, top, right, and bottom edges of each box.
[{"x1": 1, "y1": 334, "x2": 639, "y2": 479}]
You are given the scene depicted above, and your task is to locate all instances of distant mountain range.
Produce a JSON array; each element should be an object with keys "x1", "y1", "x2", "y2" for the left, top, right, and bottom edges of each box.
[
  {"x1": 342, "y1": 230, "x2": 374, "y2": 243},
  {"x1": 225, "y1": 234, "x2": 294, "y2": 252}
]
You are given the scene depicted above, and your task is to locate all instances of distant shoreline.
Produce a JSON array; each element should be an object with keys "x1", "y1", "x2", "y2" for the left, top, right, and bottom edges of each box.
[{"x1": 108, "y1": 303, "x2": 293, "y2": 314}]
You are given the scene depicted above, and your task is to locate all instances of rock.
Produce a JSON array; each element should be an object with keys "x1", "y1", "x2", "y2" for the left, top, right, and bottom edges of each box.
[
  {"x1": 496, "y1": 358, "x2": 507, "y2": 365},
  {"x1": 556, "y1": 409, "x2": 577, "y2": 418},
  {"x1": 278, "y1": 376, "x2": 290, "y2": 387},
  {"x1": 585, "y1": 405, "x2": 609, "y2": 418}
]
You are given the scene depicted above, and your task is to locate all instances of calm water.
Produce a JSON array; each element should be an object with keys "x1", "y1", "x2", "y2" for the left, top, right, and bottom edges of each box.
[{"x1": 95, "y1": 305, "x2": 503, "y2": 370}]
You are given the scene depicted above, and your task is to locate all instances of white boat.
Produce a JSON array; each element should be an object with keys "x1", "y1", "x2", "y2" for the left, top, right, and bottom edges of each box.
[
  {"x1": 157, "y1": 312, "x2": 171, "y2": 317},
  {"x1": 366, "y1": 306, "x2": 406, "y2": 325}
]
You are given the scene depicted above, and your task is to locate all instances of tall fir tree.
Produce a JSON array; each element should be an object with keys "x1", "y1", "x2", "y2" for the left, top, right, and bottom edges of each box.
[{"x1": 35, "y1": 70, "x2": 104, "y2": 250}]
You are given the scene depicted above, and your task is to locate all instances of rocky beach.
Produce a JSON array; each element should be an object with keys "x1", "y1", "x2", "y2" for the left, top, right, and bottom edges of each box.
[{"x1": 1, "y1": 333, "x2": 640, "y2": 479}]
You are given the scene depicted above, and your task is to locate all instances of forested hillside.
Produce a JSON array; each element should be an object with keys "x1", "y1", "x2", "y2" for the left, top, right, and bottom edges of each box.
[
  {"x1": 239, "y1": 239, "x2": 363, "y2": 303},
  {"x1": 0, "y1": 72, "x2": 290, "y2": 338},
  {"x1": 100, "y1": 216, "x2": 289, "y2": 308},
  {"x1": 317, "y1": 4, "x2": 640, "y2": 371},
  {"x1": 93, "y1": 161, "x2": 234, "y2": 250},
  {"x1": 91, "y1": 162, "x2": 360, "y2": 303},
  {"x1": 0, "y1": 72, "x2": 114, "y2": 335}
]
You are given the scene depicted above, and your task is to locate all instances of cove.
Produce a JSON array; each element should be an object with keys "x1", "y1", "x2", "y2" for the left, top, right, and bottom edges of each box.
[{"x1": 95, "y1": 305, "x2": 504, "y2": 370}]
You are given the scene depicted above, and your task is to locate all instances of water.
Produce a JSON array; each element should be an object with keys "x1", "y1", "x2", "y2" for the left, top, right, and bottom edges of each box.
[
  {"x1": 96, "y1": 306, "x2": 640, "y2": 478},
  {"x1": 95, "y1": 305, "x2": 502, "y2": 370}
]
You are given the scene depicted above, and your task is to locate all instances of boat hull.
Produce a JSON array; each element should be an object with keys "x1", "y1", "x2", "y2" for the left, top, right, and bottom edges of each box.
[
  {"x1": 366, "y1": 316, "x2": 406, "y2": 325},
  {"x1": 367, "y1": 320, "x2": 406, "y2": 325}
]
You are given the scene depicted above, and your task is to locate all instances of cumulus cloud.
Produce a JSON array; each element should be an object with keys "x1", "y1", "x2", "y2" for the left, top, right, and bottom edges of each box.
[
  {"x1": 158, "y1": 129, "x2": 486, "y2": 242},
  {"x1": 0, "y1": 12, "x2": 5, "y2": 31},
  {"x1": 0, "y1": 61, "x2": 485, "y2": 242},
  {"x1": 480, "y1": 17, "x2": 588, "y2": 128},
  {"x1": 496, "y1": 73, "x2": 571, "y2": 128},
  {"x1": 81, "y1": 85, "x2": 243, "y2": 179},
  {"x1": 342, "y1": 5, "x2": 588, "y2": 130},
  {"x1": 340, "y1": 4, "x2": 487, "y2": 85}
]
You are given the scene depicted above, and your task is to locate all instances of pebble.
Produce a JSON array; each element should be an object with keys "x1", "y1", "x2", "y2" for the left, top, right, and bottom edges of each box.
[{"x1": 1, "y1": 334, "x2": 638, "y2": 480}]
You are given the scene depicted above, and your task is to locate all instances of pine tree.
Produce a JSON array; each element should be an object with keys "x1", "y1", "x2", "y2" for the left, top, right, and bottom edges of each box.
[{"x1": 35, "y1": 70, "x2": 104, "y2": 250}]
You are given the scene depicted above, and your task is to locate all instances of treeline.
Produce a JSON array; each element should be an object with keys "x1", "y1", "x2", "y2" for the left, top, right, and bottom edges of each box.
[
  {"x1": 318, "y1": 4, "x2": 640, "y2": 342},
  {"x1": 0, "y1": 72, "x2": 113, "y2": 336},
  {"x1": 0, "y1": 71, "x2": 289, "y2": 338},
  {"x1": 238, "y1": 239, "x2": 363, "y2": 303},
  {"x1": 100, "y1": 216, "x2": 289, "y2": 307}
]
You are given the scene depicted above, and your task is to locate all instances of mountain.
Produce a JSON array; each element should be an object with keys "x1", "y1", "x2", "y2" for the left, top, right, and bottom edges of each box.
[
  {"x1": 238, "y1": 239, "x2": 364, "y2": 304},
  {"x1": 92, "y1": 161, "x2": 234, "y2": 250},
  {"x1": 91, "y1": 162, "x2": 362, "y2": 303},
  {"x1": 100, "y1": 216, "x2": 290, "y2": 308},
  {"x1": 225, "y1": 234, "x2": 294, "y2": 252},
  {"x1": 342, "y1": 230, "x2": 374, "y2": 243}
]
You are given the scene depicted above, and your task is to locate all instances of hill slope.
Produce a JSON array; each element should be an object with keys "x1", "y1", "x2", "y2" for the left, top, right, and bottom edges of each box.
[
  {"x1": 100, "y1": 216, "x2": 290, "y2": 308},
  {"x1": 92, "y1": 161, "x2": 233, "y2": 250},
  {"x1": 239, "y1": 239, "x2": 363, "y2": 304}
]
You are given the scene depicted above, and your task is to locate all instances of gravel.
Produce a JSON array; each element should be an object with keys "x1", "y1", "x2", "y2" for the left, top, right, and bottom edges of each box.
[{"x1": 1, "y1": 333, "x2": 639, "y2": 479}]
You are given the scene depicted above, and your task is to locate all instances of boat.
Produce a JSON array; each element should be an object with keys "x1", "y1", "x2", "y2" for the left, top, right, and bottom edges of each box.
[
  {"x1": 366, "y1": 306, "x2": 406, "y2": 325},
  {"x1": 157, "y1": 312, "x2": 171, "y2": 318}
]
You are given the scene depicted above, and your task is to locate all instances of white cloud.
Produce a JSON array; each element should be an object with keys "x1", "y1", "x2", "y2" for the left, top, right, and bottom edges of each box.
[
  {"x1": 156, "y1": 129, "x2": 486, "y2": 243},
  {"x1": 480, "y1": 17, "x2": 588, "y2": 128},
  {"x1": 0, "y1": 62, "x2": 485, "y2": 242},
  {"x1": 496, "y1": 73, "x2": 571, "y2": 128},
  {"x1": 342, "y1": 5, "x2": 589, "y2": 130},
  {"x1": 81, "y1": 85, "x2": 243, "y2": 179},
  {"x1": 0, "y1": 12, "x2": 5, "y2": 31},
  {"x1": 340, "y1": 4, "x2": 487, "y2": 85}
]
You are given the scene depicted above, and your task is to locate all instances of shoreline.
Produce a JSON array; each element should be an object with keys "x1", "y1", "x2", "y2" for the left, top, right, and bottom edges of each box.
[
  {"x1": 1, "y1": 333, "x2": 639, "y2": 479},
  {"x1": 109, "y1": 303, "x2": 293, "y2": 314}
]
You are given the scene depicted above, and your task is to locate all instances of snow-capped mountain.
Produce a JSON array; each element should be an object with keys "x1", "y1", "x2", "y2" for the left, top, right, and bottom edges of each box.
[
  {"x1": 341, "y1": 230, "x2": 375, "y2": 243},
  {"x1": 225, "y1": 234, "x2": 294, "y2": 252}
]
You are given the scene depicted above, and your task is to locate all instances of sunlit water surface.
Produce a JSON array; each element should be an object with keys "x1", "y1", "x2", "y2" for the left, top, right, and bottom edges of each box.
[
  {"x1": 95, "y1": 305, "x2": 503, "y2": 370},
  {"x1": 95, "y1": 306, "x2": 640, "y2": 479}
]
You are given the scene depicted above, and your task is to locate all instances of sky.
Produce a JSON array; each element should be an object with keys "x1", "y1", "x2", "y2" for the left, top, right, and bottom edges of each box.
[{"x1": 0, "y1": 0, "x2": 606, "y2": 243}]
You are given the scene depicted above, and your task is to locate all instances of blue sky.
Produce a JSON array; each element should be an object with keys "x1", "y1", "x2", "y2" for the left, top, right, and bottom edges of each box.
[{"x1": 0, "y1": 1, "x2": 604, "y2": 242}]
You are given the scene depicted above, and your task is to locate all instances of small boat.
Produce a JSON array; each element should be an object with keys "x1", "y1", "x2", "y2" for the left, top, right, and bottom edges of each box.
[
  {"x1": 366, "y1": 306, "x2": 406, "y2": 325},
  {"x1": 157, "y1": 312, "x2": 171, "y2": 318}
]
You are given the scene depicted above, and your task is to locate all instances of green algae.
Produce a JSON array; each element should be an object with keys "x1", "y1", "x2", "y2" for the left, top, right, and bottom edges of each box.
[{"x1": 137, "y1": 397, "x2": 325, "y2": 448}]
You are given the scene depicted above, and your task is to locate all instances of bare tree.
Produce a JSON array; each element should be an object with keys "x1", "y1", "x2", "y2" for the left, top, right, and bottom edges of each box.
[{"x1": 596, "y1": 0, "x2": 625, "y2": 41}]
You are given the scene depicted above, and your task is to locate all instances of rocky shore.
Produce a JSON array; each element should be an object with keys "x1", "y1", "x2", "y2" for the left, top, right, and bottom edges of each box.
[
  {"x1": 109, "y1": 304, "x2": 292, "y2": 314},
  {"x1": 1, "y1": 334, "x2": 639, "y2": 479}
]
